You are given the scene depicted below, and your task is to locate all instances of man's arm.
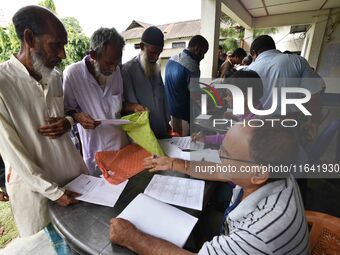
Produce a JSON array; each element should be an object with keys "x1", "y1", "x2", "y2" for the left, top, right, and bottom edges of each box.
[
  {"x1": 0, "y1": 96, "x2": 71, "y2": 203},
  {"x1": 0, "y1": 190, "x2": 8, "y2": 201},
  {"x1": 110, "y1": 218, "x2": 194, "y2": 255},
  {"x1": 63, "y1": 69, "x2": 100, "y2": 129},
  {"x1": 144, "y1": 156, "x2": 233, "y2": 182},
  {"x1": 122, "y1": 102, "x2": 147, "y2": 115},
  {"x1": 38, "y1": 117, "x2": 72, "y2": 138}
]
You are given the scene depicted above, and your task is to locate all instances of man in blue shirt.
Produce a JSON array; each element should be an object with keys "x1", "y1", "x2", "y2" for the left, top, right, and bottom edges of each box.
[
  {"x1": 247, "y1": 35, "x2": 325, "y2": 129},
  {"x1": 164, "y1": 35, "x2": 209, "y2": 136}
]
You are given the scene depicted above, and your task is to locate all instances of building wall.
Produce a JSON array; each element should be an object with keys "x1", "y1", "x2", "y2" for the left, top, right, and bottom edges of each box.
[
  {"x1": 316, "y1": 8, "x2": 340, "y2": 93},
  {"x1": 271, "y1": 26, "x2": 305, "y2": 53},
  {"x1": 122, "y1": 38, "x2": 140, "y2": 64},
  {"x1": 123, "y1": 37, "x2": 191, "y2": 79}
]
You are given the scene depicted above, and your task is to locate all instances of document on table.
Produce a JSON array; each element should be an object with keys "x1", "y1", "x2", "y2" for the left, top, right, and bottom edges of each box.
[
  {"x1": 118, "y1": 193, "x2": 198, "y2": 247},
  {"x1": 159, "y1": 139, "x2": 221, "y2": 163},
  {"x1": 96, "y1": 119, "x2": 131, "y2": 125},
  {"x1": 144, "y1": 174, "x2": 205, "y2": 211},
  {"x1": 195, "y1": 114, "x2": 212, "y2": 120},
  {"x1": 64, "y1": 174, "x2": 128, "y2": 207},
  {"x1": 170, "y1": 136, "x2": 204, "y2": 151},
  {"x1": 184, "y1": 149, "x2": 222, "y2": 164},
  {"x1": 159, "y1": 139, "x2": 184, "y2": 159}
]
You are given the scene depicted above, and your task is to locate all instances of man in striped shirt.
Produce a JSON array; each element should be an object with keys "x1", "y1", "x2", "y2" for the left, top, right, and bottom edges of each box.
[{"x1": 110, "y1": 124, "x2": 309, "y2": 255}]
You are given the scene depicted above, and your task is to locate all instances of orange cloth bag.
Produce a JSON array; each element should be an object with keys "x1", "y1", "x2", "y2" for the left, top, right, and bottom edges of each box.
[{"x1": 95, "y1": 144, "x2": 151, "y2": 185}]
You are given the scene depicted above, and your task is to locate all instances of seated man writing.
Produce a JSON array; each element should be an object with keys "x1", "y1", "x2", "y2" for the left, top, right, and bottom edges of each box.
[{"x1": 109, "y1": 123, "x2": 309, "y2": 254}]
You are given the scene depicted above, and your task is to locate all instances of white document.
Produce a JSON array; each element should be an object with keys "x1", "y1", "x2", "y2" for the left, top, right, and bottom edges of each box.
[
  {"x1": 170, "y1": 136, "x2": 204, "y2": 151},
  {"x1": 186, "y1": 149, "x2": 222, "y2": 164},
  {"x1": 195, "y1": 114, "x2": 212, "y2": 120},
  {"x1": 96, "y1": 119, "x2": 131, "y2": 125},
  {"x1": 144, "y1": 174, "x2": 205, "y2": 211},
  {"x1": 159, "y1": 139, "x2": 220, "y2": 163},
  {"x1": 159, "y1": 139, "x2": 184, "y2": 158},
  {"x1": 64, "y1": 174, "x2": 128, "y2": 207},
  {"x1": 118, "y1": 193, "x2": 198, "y2": 247}
]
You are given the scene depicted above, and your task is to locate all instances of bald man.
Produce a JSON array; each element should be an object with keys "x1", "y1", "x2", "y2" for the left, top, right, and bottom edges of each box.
[{"x1": 111, "y1": 124, "x2": 309, "y2": 254}]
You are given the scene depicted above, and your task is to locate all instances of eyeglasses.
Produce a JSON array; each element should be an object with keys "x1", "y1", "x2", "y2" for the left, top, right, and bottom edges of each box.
[{"x1": 219, "y1": 145, "x2": 257, "y2": 164}]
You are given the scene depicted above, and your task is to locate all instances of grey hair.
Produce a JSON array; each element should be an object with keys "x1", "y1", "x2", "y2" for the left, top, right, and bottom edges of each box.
[{"x1": 90, "y1": 27, "x2": 125, "y2": 56}]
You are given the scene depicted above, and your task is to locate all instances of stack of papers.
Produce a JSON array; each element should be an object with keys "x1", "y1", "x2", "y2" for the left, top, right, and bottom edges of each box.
[
  {"x1": 170, "y1": 136, "x2": 204, "y2": 151},
  {"x1": 144, "y1": 174, "x2": 205, "y2": 211},
  {"x1": 64, "y1": 174, "x2": 128, "y2": 207},
  {"x1": 118, "y1": 193, "x2": 198, "y2": 247},
  {"x1": 95, "y1": 119, "x2": 131, "y2": 125},
  {"x1": 159, "y1": 139, "x2": 221, "y2": 163}
]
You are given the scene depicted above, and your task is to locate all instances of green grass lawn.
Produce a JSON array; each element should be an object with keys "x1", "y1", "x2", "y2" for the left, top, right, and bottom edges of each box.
[{"x1": 0, "y1": 202, "x2": 18, "y2": 248}]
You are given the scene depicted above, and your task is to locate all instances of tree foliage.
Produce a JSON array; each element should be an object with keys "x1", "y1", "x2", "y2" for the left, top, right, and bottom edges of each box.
[
  {"x1": 0, "y1": 0, "x2": 89, "y2": 70},
  {"x1": 220, "y1": 13, "x2": 278, "y2": 52},
  {"x1": 0, "y1": 24, "x2": 20, "y2": 62},
  {"x1": 60, "y1": 17, "x2": 89, "y2": 69},
  {"x1": 38, "y1": 0, "x2": 57, "y2": 13}
]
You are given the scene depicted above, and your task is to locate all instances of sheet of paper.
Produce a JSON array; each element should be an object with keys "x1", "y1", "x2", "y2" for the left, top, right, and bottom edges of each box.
[
  {"x1": 64, "y1": 174, "x2": 128, "y2": 207},
  {"x1": 144, "y1": 174, "x2": 205, "y2": 211},
  {"x1": 118, "y1": 193, "x2": 198, "y2": 247},
  {"x1": 159, "y1": 139, "x2": 184, "y2": 158},
  {"x1": 183, "y1": 149, "x2": 222, "y2": 163},
  {"x1": 96, "y1": 119, "x2": 131, "y2": 125},
  {"x1": 195, "y1": 114, "x2": 212, "y2": 120},
  {"x1": 170, "y1": 136, "x2": 205, "y2": 151}
]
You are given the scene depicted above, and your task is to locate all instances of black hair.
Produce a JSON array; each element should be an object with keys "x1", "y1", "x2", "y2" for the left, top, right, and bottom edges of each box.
[
  {"x1": 188, "y1": 35, "x2": 209, "y2": 50},
  {"x1": 12, "y1": 5, "x2": 63, "y2": 41},
  {"x1": 226, "y1": 70, "x2": 263, "y2": 104},
  {"x1": 250, "y1": 35, "x2": 276, "y2": 55},
  {"x1": 242, "y1": 55, "x2": 253, "y2": 65},
  {"x1": 231, "y1": 48, "x2": 246, "y2": 59}
]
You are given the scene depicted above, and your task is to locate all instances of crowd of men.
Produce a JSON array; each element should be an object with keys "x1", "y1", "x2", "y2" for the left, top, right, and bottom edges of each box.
[{"x1": 0, "y1": 4, "x2": 326, "y2": 255}]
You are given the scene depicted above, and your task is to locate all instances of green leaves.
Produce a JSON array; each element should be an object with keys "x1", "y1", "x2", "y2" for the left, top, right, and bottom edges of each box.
[
  {"x1": 0, "y1": 0, "x2": 89, "y2": 71},
  {"x1": 219, "y1": 13, "x2": 278, "y2": 52},
  {"x1": 59, "y1": 17, "x2": 89, "y2": 70},
  {"x1": 0, "y1": 24, "x2": 20, "y2": 62}
]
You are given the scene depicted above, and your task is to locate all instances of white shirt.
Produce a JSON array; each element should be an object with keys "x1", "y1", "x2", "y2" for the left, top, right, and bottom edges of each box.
[
  {"x1": 199, "y1": 176, "x2": 309, "y2": 255},
  {"x1": 63, "y1": 57, "x2": 129, "y2": 174},
  {"x1": 0, "y1": 56, "x2": 88, "y2": 236},
  {"x1": 247, "y1": 49, "x2": 325, "y2": 112}
]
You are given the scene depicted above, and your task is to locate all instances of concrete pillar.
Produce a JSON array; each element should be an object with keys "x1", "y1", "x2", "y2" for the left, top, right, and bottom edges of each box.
[
  {"x1": 243, "y1": 28, "x2": 254, "y2": 52},
  {"x1": 303, "y1": 10, "x2": 329, "y2": 69},
  {"x1": 200, "y1": 0, "x2": 221, "y2": 78}
]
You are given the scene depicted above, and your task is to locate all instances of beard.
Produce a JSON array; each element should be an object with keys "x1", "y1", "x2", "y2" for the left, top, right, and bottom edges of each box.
[
  {"x1": 139, "y1": 51, "x2": 160, "y2": 79},
  {"x1": 93, "y1": 61, "x2": 113, "y2": 86},
  {"x1": 30, "y1": 50, "x2": 54, "y2": 83}
]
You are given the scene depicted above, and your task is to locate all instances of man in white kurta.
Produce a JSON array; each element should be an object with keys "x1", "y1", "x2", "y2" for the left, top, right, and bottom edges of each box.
[
  {"x1": 0, "y1": 6, "x2": 88, "y2": 237},
  {"x1": 0, "y1": 56, "x2": 88, "y2": 236},
  {"x1": 63, "y1": 28, "x2": 132, "y2": 174}
]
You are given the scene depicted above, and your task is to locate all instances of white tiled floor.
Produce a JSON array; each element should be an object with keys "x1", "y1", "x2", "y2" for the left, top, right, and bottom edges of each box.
[{"x1": 0, "y1": 230, "x2": 56, "y2": 255}]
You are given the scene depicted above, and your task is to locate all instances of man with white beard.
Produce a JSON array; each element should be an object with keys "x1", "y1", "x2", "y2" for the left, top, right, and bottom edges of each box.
[
  {"x1": 63, "y1": 27, "x2": 145, "y2": 175},
  {"x1": 0, "y1": 5, "x2": 88, "y2": 237},
  {"x1": 122, "y1": 26, "x2": 171, "y2": 138}
]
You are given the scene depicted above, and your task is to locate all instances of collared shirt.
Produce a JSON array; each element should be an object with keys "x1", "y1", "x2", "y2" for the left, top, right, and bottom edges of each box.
[
  {"x1": 199, "y1": 175, "x2": 309, "y2": 255},
  {"x1": 247, "y1": 49, "x2": 325, "y2": 112},
  {"x1": 165, "y1": 49, "x2": 200, "y2": 122},
  {"x1": 63, "y1": 56, "x2": 129, "y2": 174},
  {"x1": 0, "y1": 56, "x2": 88, "y2": 235},
  {"x1": 121, "y1": 55, "x2": 170, "y2": 139}
]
